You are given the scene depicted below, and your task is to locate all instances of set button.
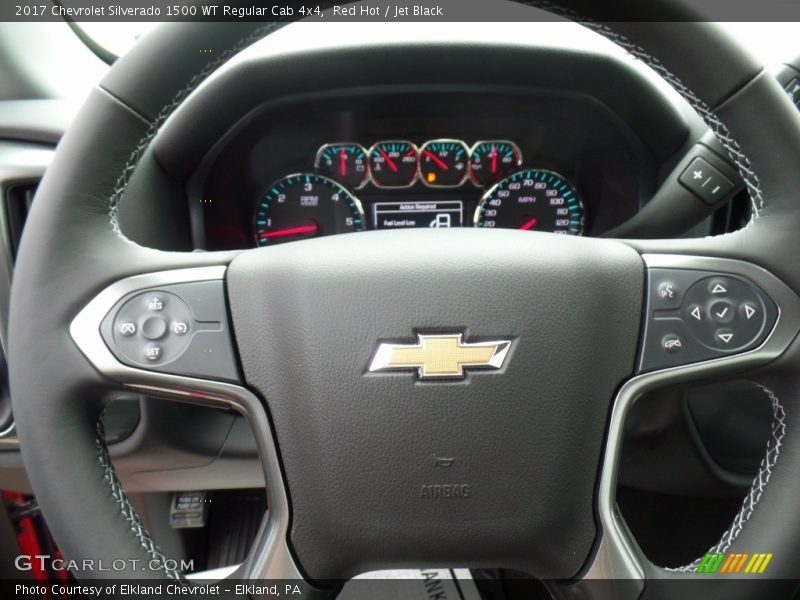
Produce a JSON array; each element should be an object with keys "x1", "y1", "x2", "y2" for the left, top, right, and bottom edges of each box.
[{"x1": 144, "y1": 344, "x2": 163, "y2": 362}]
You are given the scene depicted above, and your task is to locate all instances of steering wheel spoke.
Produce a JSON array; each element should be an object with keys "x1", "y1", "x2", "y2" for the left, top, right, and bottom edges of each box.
[
  {"x1": 70, "y1": 262, "x2": 326, "y2": 589},
  {"x1": 553, "y1": 249, "x2": 800, "y2": 598}
]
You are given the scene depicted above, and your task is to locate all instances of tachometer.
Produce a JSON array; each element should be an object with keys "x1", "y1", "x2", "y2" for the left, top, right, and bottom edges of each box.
[
  {"x1": 469, "y1": 140, "x2": 521, "y2": 186},
  {"x1": 315, "y1": 143, "x2": 369, "y2": 189},
  {"x1": 254, "y1": 174, "x2": 365, "y2": 246},
  {"x1": 474, "y1": 169, "x2": 585, "y2": 235}
]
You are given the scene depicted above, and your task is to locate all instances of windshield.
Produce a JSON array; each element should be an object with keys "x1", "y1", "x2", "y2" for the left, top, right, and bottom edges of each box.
[{"x1": 77, "y1": 21, "x2": 800, "y2": 69}]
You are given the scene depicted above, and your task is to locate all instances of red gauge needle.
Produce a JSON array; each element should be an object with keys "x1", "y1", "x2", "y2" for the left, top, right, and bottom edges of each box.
[
  {"x1": 490, "y1": 145, "x2": 498, "y2": 174},
  {"x1": 260, "y1": 224, "x2": 318, "y2": 239},
  {"x1": 519, "y1": 217, "x2": 538, "y2": 231},
  {"x1": 378, "y1": 149, "x2": 399, "y2": 172},
  {"x1": 422, "y1": 150, "x2": 449, "y2": 171},
  {"x1": 340, "y1": 148, "x2": 347, "y2": 176}
]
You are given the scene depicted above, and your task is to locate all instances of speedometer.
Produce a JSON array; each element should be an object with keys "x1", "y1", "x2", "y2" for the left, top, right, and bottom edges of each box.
[{"x1": 474, "y1": 169, "x2": 585, "y2": 235}]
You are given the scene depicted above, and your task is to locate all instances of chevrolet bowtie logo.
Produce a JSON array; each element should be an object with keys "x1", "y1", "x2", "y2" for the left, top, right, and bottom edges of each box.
[{"x1": 369, "y1": 334, "x2": 512, "y2": 380}]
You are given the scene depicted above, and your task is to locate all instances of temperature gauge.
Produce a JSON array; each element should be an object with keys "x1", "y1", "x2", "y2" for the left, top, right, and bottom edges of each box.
[
  {"x1": 469, "y1": 141, "x2": 521, "y2": 186},
  {"x1": 315, "y1": 143, "x2": 369, "y2": 189},
  {"x1": 368, "y1": 141, "x2": 419, "y2": 188},
  {"x1": 419, "y1": 139, "x2": 469, "y2": 187}
]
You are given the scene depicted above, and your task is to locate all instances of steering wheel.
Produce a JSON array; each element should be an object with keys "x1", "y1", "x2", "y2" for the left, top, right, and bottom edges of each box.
[{"x1": 9, "y1": 3, "x2": 800, "y2": 599}]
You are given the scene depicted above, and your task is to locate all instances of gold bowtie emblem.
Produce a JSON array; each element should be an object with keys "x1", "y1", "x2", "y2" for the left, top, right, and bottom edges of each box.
[{"x1": 369, "y1": 334, "x2": 512, "y2": 380}]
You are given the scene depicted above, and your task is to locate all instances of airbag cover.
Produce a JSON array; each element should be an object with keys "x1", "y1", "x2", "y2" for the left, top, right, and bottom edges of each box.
[{"x1": 227, "y1": 228, "x2": 643, "y2": 580}]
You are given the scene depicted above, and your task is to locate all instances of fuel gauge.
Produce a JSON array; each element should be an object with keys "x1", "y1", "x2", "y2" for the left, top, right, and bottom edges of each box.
[
  {"x1": 315, "y1": 143, "x2": 369, "y2": 189},
  {"x1": 419, "y1": 139, "x2": 469, "y2": 187}
]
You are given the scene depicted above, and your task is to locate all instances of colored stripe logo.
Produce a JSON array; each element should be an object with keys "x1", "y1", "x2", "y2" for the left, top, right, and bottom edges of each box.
[{"x1": 696, "y1": 552, "x2": 773, "y2": 574}]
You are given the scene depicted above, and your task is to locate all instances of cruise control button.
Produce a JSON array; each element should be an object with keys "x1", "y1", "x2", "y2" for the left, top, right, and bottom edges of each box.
[
  {"x1": 662, "y1": 334, "x2": 683, "y2": 353},
  {"x1": 709, "y1": 301, "x2": 734, "y2": 323},
  {"x1": 100, "y1": 283, "x2": 240, "y2": 381},
  {"x1": 147, "y1": 296, "x2": 165, "y2": 311},
  {"x1": 118, "y1": 322, "x2": 137, "y2": 337},
  {"x1": 741, "y1": 303, "x2": 758, "y2": 320},
  {"x1": 144, "y1": 344, "x2": 163, "y2": 362},
  {"x1": 715, "y1": 329, "x2": 734, "y2": 345},
  {"x1": 141, "y1": 316, "x2": 168, "y2": 340}
]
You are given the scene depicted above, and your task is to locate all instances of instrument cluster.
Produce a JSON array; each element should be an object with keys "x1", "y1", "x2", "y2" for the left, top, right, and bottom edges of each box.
[{"x1": 254, "y1": 139, "x2": 585, "y2": 246}]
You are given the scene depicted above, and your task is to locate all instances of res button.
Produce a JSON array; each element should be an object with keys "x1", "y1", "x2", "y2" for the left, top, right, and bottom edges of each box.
[{"x1": 147, "y1": 296, "x2": 165, "y2": 312}]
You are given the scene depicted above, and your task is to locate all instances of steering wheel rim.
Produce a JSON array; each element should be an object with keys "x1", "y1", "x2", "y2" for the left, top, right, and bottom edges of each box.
[{"x1": 9, "y1": 5, "x2": 800, "y2": 599}]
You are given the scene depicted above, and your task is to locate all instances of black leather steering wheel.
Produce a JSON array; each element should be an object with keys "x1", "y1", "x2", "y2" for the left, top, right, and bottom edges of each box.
[{"x1": 9, "y1": 3, "x2": 800, "y2": 599}]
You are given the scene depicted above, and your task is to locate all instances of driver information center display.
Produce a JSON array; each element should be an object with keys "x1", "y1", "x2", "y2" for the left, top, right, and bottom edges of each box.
[{"x1": 371, "y1": 199, "x2": 464, "y2": 229}]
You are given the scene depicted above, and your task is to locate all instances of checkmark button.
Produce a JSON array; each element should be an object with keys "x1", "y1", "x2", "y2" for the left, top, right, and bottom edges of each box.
[{"x1": 709, "y1": 300, "x2": 735, "y2": 324}]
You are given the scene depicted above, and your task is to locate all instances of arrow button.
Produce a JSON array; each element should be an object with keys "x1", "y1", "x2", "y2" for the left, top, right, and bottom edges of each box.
[
  {"x1": 711, "y1": 283, "x2": 728, "y2": 295},
  {"x1": 688, "y1": 305, "x2": 703, "y2": 321},
  {"x1": 716, "y1": 329, "x2": 734, "y2": 345},
  {"x1": 742, "y1": 303, "x2": 758, "y2": 320}
]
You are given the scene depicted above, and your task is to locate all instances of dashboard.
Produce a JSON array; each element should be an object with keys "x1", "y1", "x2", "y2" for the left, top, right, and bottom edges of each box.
[
  {"x1": 255, "y1": 137, "x2": 584, "y2": 247},
  {"x1": 194, "y1": 89, "x2": 660, "y2": 251}
]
